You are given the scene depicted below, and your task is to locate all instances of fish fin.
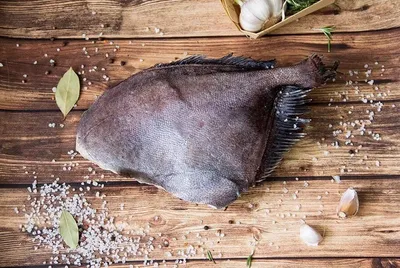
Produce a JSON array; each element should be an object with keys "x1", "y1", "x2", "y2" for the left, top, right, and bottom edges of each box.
[
  {"x1": 257, "y1": 85, "x2": 311, "y2": 181},
  {"x1": 152, "y1": 54, "x2": 276, "y2": 70}
]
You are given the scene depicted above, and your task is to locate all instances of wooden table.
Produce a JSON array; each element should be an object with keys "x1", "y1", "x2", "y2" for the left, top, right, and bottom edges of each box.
[{"x1": 0, "y1": 0, "x2": 400, "y2": 267}]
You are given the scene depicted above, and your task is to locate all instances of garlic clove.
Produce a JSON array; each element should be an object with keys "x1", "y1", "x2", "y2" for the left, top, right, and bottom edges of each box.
[
  {"x1": 247, "y1": 0, "x2": 272, "y2": 22},
  {"x1": 299, "y1": 224, "x2": 323, "y2": 246},
  {"x1": 239, "y1": 10, "x2": 265, "y2": 32},
  {"x1": 269, "y1": 0, "x2": 284, "y2": 17},
  {"x1": 337, "y1": 187, "x2": 359, "y2": 218},
  {"x1": 240, "y1": 0, "x2": 270, "y2": 32}
]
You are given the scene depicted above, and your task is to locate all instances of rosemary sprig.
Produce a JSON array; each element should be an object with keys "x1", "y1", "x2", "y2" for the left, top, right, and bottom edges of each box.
[
  {"x1": 286, "y1": 0, "x2": 319, "y2": 14},
  {"x1": 246, "y1": 250, "x2": 255, "y2": 268},
  {"x1": 319, "y1": 25, "x2": 335, "y2": 52},
  {"x1": 206, "y1": 250, "x2": 216, "y2": 264}
]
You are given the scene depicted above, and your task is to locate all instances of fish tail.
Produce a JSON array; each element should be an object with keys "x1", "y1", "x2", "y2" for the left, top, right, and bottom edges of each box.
[
  {"x1": 256, "y1": 85, "x2": 311, "y2": 180},
  {"x1": 308, "y1": 54, "x2": 339, "y2": 85}
]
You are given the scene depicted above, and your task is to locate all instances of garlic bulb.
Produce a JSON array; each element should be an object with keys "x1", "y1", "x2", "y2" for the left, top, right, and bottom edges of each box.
[
  {"x1": 337, "y1": 187, "x2": 359, "y2": 218},
  {"x1": 238, "y1": 0, "x2": 284, "y2": 32},
  {"x1": 300, "y1": 224, "x2": 323, "y2": 246}
]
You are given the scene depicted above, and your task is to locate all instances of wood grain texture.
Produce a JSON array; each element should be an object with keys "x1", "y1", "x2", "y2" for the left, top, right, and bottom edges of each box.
[
  {"x1": 7, "y1": 258, "x2": 399, "y2": 268},
  {"x1": 0, "y1": 0, "x2": 399, "y2": 38},
  {"x1": 0, "y1": 96, "x2": 400, "y2": 183},
  {"x1": 1, "y1": 95, "x2": 400, "y2": 184},
  {"x1": 127, "y1": 258, "x2": 400, "y2": 268},
  {"x1": 0, "y1": 28, "x2": 399, "y2": 111},
  {"x1": 1, "y1": 179, "x2": 399, "y2": 267}
]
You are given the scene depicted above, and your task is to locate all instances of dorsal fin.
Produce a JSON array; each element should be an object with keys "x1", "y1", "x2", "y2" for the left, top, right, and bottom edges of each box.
[
  {"x1": 152, "y1": 54, "x2": 276, "y2": 70},
  {"x1": 257, "y1": 85, "x2": 312, "y2": 181}
]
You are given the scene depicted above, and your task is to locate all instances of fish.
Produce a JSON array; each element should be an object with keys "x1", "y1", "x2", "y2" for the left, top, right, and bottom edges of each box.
[{"x1": 76, "y1": 54, "x2": 337, "y2": 208}]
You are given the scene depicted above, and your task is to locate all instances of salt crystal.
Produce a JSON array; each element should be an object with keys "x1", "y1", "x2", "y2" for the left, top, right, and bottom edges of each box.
[{"x1": 283, "y1": 187, "x2": 288, "y2": 194}]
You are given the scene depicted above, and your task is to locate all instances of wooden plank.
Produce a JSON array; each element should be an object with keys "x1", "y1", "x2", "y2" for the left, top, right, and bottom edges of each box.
[
  {"x1": 1, "y1": 96, "x2": 400, "y2": 184},
  {"x1": 1, "y1": 179, "x2": 399, "y2": 267},
  {"x1": 0, "y1": 28, "x2": 399, "y2": 111},
  {"x1": 124, "y1": 258, "x2": 400, "y2": 268},
  {"x1": 11, "y1": 258, "x2": 399, "y2": 268},
  {"x1": 0, "y1": 0, "x2": 399, "y2": 38}
]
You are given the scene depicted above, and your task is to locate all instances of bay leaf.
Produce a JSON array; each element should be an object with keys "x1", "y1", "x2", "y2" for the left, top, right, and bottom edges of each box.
[
  {"x1": 55, "y1": 67, "x2": 80, "y2": 118},
  {"x1": 59, "y1": 210, "x2": 79, "y2": 249}
]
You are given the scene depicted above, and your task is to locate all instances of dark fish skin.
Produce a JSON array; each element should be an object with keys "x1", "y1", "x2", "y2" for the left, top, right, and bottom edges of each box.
[{"x1": 76, "y1": 55, "x2": 336, "y2": 208}]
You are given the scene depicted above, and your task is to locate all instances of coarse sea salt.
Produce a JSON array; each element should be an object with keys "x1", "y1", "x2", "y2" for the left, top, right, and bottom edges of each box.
[{"x1": 17, "y1": 179, "x2": 155, "y2": 268}]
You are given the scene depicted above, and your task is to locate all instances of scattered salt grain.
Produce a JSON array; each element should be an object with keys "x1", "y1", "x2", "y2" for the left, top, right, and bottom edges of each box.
[{"x1": 20, "y1": 179, "x2": 151, "y2": 267}]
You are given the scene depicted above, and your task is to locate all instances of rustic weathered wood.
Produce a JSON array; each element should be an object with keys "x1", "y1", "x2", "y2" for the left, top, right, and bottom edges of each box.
[
  {"x1": 0, "y1": 28, "x2": 399, "y2": 111},
  {"x1": 11, "y1": 258, "x2": 399, "y2": 268},
  {"x1": 128, "y1": 258, "x2": 400, "y2": 268},
  {"x1": 1, "y1": 96, "x2": 400, "y2": 184},
  {"x1": 0, "y1": 0, "x2": 399, "y2": 38},
  {"x1": 1, "y1": 179, "x2": 399, "y2": 267}
]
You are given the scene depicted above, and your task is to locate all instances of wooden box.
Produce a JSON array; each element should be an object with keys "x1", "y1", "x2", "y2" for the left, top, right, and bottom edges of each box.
[{"x1": 221, "y1": 0, "x2": 335, "y2": 39}]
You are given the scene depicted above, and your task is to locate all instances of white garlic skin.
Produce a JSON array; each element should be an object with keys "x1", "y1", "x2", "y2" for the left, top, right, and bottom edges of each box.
[
  {"x1": 239, "y1": 0, "x2": 283, "y2": 32},
  {"x1": 300, "y1": 224, "x2": 323, "y2": 246},
  {"x1": 337, "y1": 187, "x2": 359, "y2": 218}
]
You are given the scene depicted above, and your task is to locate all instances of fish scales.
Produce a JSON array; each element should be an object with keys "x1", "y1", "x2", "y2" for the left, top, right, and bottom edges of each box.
[{"x1": 76, "y1": 54, "x2": 337, "y2": 208}]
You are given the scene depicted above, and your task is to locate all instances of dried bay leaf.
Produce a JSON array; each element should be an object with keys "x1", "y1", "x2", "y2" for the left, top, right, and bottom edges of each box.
[
  {"x1": 55, "y1": 67, "x2": 80, "y2": 118},
  {"x1": 59, "y1": 210, "x2": 79, "y2": 249}
]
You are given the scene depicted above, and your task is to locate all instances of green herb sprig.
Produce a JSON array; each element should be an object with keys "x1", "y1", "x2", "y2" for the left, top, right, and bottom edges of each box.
[
  {"x1": 246, "y1": 250, "x2": 255, "y2": 268},
  {"x1": 318, "y1": 25, "x2": 335, "y2": 52},
  {"x1": 286, "y1": 0, "x2": 319, "y2": 14},
  {"x1": 206, "y1": 250, "x2": 216, "y2": 264}
]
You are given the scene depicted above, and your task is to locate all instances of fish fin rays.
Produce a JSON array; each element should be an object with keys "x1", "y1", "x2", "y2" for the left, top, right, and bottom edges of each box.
[
  {"x1": 152, "y1": 54, "x2": 275, "y2": 70},
  {"x1": 257, "y1": 85, "x2": 311, "y2": 181}
]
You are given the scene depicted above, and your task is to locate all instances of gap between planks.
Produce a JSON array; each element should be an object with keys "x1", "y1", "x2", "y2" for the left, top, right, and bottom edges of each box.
[{"x1": 4, "y1": 258, "x2": 400, "y2": 268}]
